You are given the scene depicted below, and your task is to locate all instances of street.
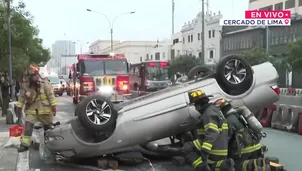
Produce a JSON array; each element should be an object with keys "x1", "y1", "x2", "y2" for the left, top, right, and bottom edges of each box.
[{"x1": 0, "y1": 95, "x2": 301, "y2": 170}]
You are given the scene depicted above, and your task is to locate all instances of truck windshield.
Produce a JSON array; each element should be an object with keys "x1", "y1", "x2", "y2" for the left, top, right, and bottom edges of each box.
[
  {"x1": 146, "y1": 66, "x2": 169, "y2": 81},
  {"x1": 49, "y1": 77, "x2": 60, "y2": 84},
  {"x1": 105, "y1": 60, "x2": 128, "y2": 74},
  {"x1": 82, "y1": 60, "x2": 128, "y2": 75}
]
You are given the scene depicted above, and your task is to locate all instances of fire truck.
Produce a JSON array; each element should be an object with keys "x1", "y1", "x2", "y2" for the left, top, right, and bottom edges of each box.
[{"x1": 69, "y1": 53, "x2": 131, "y2": 104}]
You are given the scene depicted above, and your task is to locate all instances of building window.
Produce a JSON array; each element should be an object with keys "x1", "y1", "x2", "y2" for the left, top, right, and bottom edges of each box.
[
  {"x1": 140, "y1": 56, "x2": 142, "y2": 62},
  {"x1": 274, "y1": 2, "x2": 283, "y2": 10},
  {"x1": 146, "y1": 54, "x2": 149, "y2": 60},
  {"x1": 198, "y1": 33, "x2": 200, "y2": 40},
  {"x1": 151, "y1": 55, "x2": 153, "y2": 60},
  {"x1": 191, "y1": 35, "x2": 193, "y2": 42},
  {"x1": 212, "y1": 30, "x2": 215, "y2": 37},
  {"x1": 162, "y1": 52, "x2": 165, "y2": 59},
  {"x1": 183, "y1": 37, "x2": 185, "y2": 44},
  {"x1": 188, "y1": 35, "x2": 190, "y2": 42},
  {"x1": 299, "y1": 0, "x2": 302, "y2": 6},
  {"x1": 285, "y1": 0, "x2": 295, "y2": 9},
  {"x1": 155, "y1": 52, "x2": 160, "y2": 60},
  {"x1": 173, "y1": 38, "x2": 179, "y2": 45},
  {"x1": 209, "y1": 50, "x2": 213, "y2": 58},
  {"x1": 209, "y1": 30, "x2": 211, "y2": 38},
  {"x1": 259, "y1": 5, "x2": 273, "y2": 10}
]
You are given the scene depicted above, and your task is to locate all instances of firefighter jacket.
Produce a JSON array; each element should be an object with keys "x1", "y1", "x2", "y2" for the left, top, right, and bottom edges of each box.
[
  {"x1": 193, "y1": 104, "x2": 229, "y2": 162},
  {"x1": 17, "y1": 80, "x2": 56, "y2": 115},
  {"x1": 224, "y1": 109, "x2": 262, "y2": 158}
]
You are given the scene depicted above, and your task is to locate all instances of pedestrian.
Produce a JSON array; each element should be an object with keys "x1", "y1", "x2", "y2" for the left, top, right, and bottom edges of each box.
[
  {"x1": 1, "y1": 75, "x2": 11, "y2": 117},
  {"x1": 17, "y1": 64, "x2": 57, "y2": 152},
  {"x1": 15, "y1": 80, "x2": 20, "y2": 101},
  {"x1": 164, "y1": 90, "x2": 235, "y2": 171},
  {"x1": 214, "y1": 98, "x2": 271, "y2": 171}
]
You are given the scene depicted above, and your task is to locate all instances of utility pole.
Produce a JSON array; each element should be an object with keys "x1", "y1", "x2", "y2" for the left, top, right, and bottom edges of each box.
[
  {"x1": 172, "y1": 0, "x2": 175, "y2": 34},
  {"x1": 110, "y1": 28, "x2": 113, "y2": 52},
  {"x1": 201, "y1": 0, "x2": 205, "y2": 61},
  {"x1": 7, "y1": 0, "x2": 12, "y2": 84}
]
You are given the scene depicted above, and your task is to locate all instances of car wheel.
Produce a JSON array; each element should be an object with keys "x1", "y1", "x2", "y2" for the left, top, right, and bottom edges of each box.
[
  {"x1": 59, "y1": 93, "x2": 63, "y2": 96},
  {"x1": 216, "y1": 55, "x2": 253, "y2": 95},
  {"x1": 187, "y1": 65, "x2": 214, "y2": 80},
  {"x1": 77, "y1": 94, "x2": 117, "y2": 131}
]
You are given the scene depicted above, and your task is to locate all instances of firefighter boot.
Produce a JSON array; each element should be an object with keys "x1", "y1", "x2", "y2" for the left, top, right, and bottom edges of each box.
[
  {"x1": 219, "y1": 158, "x2": 235, "y2": 171},
  {"x1": 254, "y1": 158, "x2": 271, "y2": 171},
  {"x1": 18, "y1": 144, "x2": 29, "y2": 152}
]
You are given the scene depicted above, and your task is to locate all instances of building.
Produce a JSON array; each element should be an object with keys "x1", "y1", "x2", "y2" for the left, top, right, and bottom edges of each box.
[
  {"x1": 50, "y1": 40, "x2": 76, "y2": 74},
  {"x1": 221, "y1": 19, "x2": 302, "y2": 87},
  {"x1": 249, "y1": 0, "x2": 302, "y2": 16},
  {"x1": 89, "y1": 40, "x2": 171, "y2": 64},
  {"x1": 172, "y1": 11, "x2": 222, "y2": 65},
  {"x1": 89, "y1": 40, "x2": 120, "y2": 54}
]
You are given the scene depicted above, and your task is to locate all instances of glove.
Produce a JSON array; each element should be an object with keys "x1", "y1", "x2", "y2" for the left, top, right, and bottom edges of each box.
[{"x1": 51, "y1": 106, "x2": 56, "y2": 116}]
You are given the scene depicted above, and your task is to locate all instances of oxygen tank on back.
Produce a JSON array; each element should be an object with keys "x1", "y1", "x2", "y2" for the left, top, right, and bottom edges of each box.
[{"x1": 237, "y1": 106, "x2": 263, "y2": 135}]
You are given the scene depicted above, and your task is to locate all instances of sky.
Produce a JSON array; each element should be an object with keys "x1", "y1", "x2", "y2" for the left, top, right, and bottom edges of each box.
[{"x1": 20, "y1": 0, "x2": 248, "y2": 53}]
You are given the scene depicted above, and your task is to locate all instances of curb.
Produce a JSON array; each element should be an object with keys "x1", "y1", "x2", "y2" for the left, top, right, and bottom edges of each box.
[{"x1": 16, "y1": 151, "x2": 30, "y2": 171}]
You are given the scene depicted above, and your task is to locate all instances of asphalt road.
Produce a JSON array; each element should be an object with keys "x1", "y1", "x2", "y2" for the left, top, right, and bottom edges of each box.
[{"x1": 14, "y1": 95, "x2": 302, "y2": 171}]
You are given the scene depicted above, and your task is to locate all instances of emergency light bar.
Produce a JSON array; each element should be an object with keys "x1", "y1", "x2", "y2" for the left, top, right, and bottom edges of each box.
[{"x1": 77, "y1": 54, "x2": 126, "y2": 60}]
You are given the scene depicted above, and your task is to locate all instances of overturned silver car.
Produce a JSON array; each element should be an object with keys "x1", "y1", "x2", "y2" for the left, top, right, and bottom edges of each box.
[{"x1": 42, "y1": 55, "x2": 280, "y2": 159}]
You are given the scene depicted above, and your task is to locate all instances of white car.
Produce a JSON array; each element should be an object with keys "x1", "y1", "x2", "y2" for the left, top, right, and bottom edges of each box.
[{"x1": 42, "y1": 55, "x2": 280, "y2": 160}]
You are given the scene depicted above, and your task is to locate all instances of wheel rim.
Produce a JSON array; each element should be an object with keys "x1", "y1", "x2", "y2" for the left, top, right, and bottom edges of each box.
[
  {"x1": 224, "y1": 59, "x2": 246, "y2": 84},
  {"x1": 85, "y1": 99, "x2": 112, "y2": 125}
]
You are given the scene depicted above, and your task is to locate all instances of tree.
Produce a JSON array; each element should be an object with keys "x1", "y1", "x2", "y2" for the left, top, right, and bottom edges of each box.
[
  {"x1": 0, "y1": 1, "x2": 50, "y2": 78},
  {"x1": 240, "y1": 48, "x2": 270, "y2": 66},
  {"x1": 288, "y1": 38, "x2": 302, "y2": 72},
  {"x1": 169, "y1": 55, "x2": 203, "y2": 78}
]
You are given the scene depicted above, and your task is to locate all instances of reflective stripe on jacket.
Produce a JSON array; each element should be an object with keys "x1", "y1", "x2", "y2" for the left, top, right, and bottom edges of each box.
[
  {"x1": 225, "y1": 110, "x2": 262, "y2": 157},
  {"x1": 193, "y1": 105, "x2": 229, "y2": 158},
  {"x1": 17, "y1": 80, "x2": 56, "y2": 115}
]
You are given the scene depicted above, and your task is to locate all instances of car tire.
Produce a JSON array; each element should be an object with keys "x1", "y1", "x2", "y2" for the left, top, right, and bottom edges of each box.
[
  {"x1": 59, "y1": 93, "x2": 63, "y2": 96},
  {"x1": 216, "y1": 54, "x2": 253, "y2": 95},
  {"x1": 77, "y1": 94, "x2": 117, "y2": 131},
  {"x1": 187, "y1": 65, "x2": 214, "y2": 80}
]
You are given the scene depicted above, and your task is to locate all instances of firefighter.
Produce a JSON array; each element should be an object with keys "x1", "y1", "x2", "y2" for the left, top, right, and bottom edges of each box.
[
  {"x1": 17, "y1": 65, "x2": 56, "y2": 152},
  {"x1": 214, "y1": 98, "x2": 271, "y2": 171},
  {"x1": 164, "y1": 90, "x2": 235, "y2": 171}
]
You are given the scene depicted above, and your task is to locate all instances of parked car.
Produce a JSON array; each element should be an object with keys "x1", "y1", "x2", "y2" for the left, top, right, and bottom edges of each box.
[{"x1": 41, "y1": 55, "x2": 279, "y2": 160}]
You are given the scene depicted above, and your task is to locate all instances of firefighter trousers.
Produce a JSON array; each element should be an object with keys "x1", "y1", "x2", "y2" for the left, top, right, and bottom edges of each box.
[
  {"x1": 21, "y1": 111, "x2": 53, "y2": 147},
  {"x1": 234, "y1": 149, "x2": 270, "y2": 171},
  {"x1": 185, "y1": 152, "x2": 235, "y2": 171}
]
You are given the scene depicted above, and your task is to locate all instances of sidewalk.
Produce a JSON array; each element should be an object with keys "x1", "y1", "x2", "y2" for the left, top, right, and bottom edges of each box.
[{"x1": 0, "y1": 116, "x2": 18, "y2": 171}]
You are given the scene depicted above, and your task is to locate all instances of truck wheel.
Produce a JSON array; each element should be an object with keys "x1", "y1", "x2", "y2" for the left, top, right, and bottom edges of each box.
[
  {"x1": 216, "y1": 54, "x2": 253, "y2": 95},
  {"x1": 77, "y1": 94, "x2": 117, "y2": 131}
]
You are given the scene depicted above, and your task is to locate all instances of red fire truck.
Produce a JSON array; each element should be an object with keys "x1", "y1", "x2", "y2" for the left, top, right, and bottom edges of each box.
[{"x1": 69, "y1": 53, "x2": 131, "y2": 104}]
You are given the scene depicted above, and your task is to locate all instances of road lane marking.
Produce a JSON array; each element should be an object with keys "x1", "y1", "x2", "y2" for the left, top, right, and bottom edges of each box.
[
  {"x1": 60, "y1": 96, "x2": 73, "y2": 104},
  {"x1": 0, "y1": 131, "x2": 9, "y2": 138},
  {"x1": 16, "y1": 150, "x2": 29, "y2": 171}
]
